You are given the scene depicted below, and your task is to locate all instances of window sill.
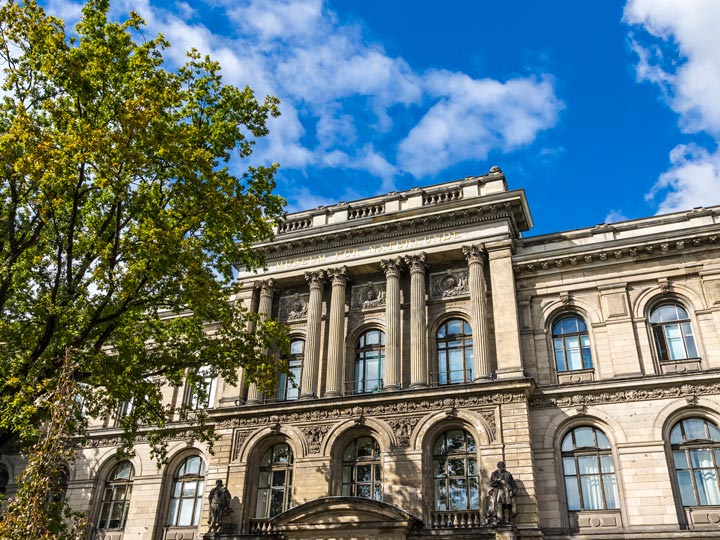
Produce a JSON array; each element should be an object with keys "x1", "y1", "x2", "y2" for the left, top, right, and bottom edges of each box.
[
  {"x1": 660, "y1": 358, "x2": 701, "y2": 375},
  {"x1": 686, "y1": 506, "x2": 720, "y2": 528},
  {"x1": 568, "y1": 509, "x2": 621, "y2": 531},
  {"x1": 557, "y1": 369, "x2": 595, "y2": 385}
]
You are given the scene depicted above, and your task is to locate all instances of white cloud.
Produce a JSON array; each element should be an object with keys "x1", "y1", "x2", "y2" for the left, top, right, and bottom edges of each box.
[
  {"x1": 40, "y1": 0, "x2": 561, "y2": 203},
  {"x1": 398, "y1": 72, "x2": 561, "y2": 177},
  {"x1": 625, "y1": 0, "x2": 720, "y2": 212},
  {"x1": 605, "y1": 209, "x2": 629, "y2": 224}
]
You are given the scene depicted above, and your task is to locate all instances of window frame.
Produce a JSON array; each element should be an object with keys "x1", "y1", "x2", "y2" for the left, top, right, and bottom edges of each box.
[
  {"x1": 669, "y1": 417, "x2": 720, "y2": 508},
  {"x1": 352, "y1": 329, "x2": 385, "y2": 394},
  {"x1": 560, "y1": 426, "x2": 620, "y2": 512},
  {"x1": 435, "y1": 318, "x2": 474, "y2": 385},
  {"x1": 431, "y1": 428, "x2": 480, "y2": 512},
  {"x1": 341, "y1": 436, "x2": 382, "y2": 501},
  {"x1": 97, "y1": 460, "x2": 134, "y2": 530},
  {"x1": 649, "y1": 302, "x2": 699, "y2": 362},
  {"x1": 166, "y1": 455, "x2": 206, "y2": 527},
  {"x1": 186, "y1": 366, "x2": 217, "y2": 410},
  {"x1": 278, "y1": 338, "x2": 304, "y2": 401},
  {"x1": 255, "y1": 442, "x2": 294, "y2": 519},
  {"x1": 551, "y1": 315, "x2": 593, "y2": 373}
]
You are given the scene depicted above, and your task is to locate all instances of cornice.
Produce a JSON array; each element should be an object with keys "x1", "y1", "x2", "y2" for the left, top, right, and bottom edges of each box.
[
  {"x1": 514, "y1": 230, "x2": 719, "y2": 276},
  {"x1": 260, "y1": 199, "x2": 526, "y2": 261}
]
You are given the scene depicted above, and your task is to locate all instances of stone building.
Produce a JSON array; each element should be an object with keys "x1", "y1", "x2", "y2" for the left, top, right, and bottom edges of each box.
[{"x1": 4, "y1": 167, "x2": 720, "y2": 539}]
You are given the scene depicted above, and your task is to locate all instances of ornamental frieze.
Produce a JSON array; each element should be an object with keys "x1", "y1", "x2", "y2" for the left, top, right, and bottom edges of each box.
[
  {"x1": 529, "y1": 382, "x2": 720, "y2": 410},
  {"x1": 351, "y1": 282, "x2": 386, "y2": 310},
  {"x1": 430, "y1": 269, "x2": 469, "y2": 299},
  {"x1": 279, "y1": 293, "x2": 310, "y2": 321}
]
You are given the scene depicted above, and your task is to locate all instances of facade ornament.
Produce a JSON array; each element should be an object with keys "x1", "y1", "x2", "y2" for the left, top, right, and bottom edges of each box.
[
  {"x1": 486, "y1": 462, "x2": 518, "y2": 527},
  {"x1": 403, "y1": 252, "x2": 426, "y2": 273},
  {"x1": 232, "y1": 430, "x2": 252, "y2": 461},
  {"x1": 479, "y1": 409, "x2": 498, "y2": 440},
  {"x1": 304, "y1": 270, "x2": 326, "y2": 290},
  {"x1": 279, "y1": 293, "x2": 309, "y2": 320},
  {"x1": 659, "y1": 278, "x2": 672, "y2": 293},
  {"x1": 584, "y1": 255, "x2": 593, "y2": 263},
  {"x1": 676, "y1": 240, "x2": 685, "y2": 249},
  {"x1": 362, "y1": 286, "x2": 385, "y2": 309},
  {"x1": 462, "y1": 244, "x2": 485, "y2": 265},
  {"x1": 255, "y1": 278, "x2": 277, "y2": 297},
  {"x1": 560, "y1": 292, "x2": 572, "y2": 306},
  {"x1": 327, "y1": 266, "x2": 348, "y2": 285},
  {"x1": 207, "y1": 480, "x2": 233, "y2": 533},
  {"x1": 380, "y1": 258, "x2": 404, "y2": 278},
  {"x1": 387, "y1": 417, "x2": 420, "y2": 448},
  {"x1": 488, "y1": 165, "x2": 502, "y2": 174},
  {"x1": 430, "y1": 269, "x2": 469, "y2": 299},
  {"x1": 300, "y1": 424, "x2": 330, "y2": 454}
]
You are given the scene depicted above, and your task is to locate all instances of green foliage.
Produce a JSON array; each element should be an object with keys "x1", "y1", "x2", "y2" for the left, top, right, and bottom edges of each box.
[{"x1": 0, "y1": 0, "x2": 288, "y2": 458}]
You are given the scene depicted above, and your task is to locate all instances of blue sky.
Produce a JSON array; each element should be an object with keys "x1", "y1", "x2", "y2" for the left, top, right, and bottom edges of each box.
[{"x1": 45, "y1": 0, "x2": 720, "y2": 235}]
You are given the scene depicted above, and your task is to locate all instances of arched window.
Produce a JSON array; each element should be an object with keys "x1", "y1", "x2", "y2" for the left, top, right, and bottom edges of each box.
[
  {"x1": 436, "y1": 319, "x2": 473, "y2": 384},
  {"x1": 561, "y1": 427, "x2": 619, "y2": 511},
  {"x1": 432, "y1": 429, "x2": 479, "y2": 511},
  {"x1": 552, "y1": 316, "x2": 592, "y2": 372},
  {"x1": 650, "y1": 303, "x2": 698, "y2": 361},
  {"x1": 341, "y1": 437, "x2": 382, "y2": 500},
  {"x1": 670, "y1": 417, "x2": 720, "y2": 506},
  {"x1": 167, "y1": 456, "x2": 205, "y2": 527},
  {"x1": 256, "y1": 443, "x2": 293, "y2": 518},
  {"x1": 278, "y1": 339, "x2": 304, "y2": 401},
  {"x1": 97, "y1": 461, "x2": 134, "y2": 530},
  {"x1": 353, "y1": 329, "x2": 385, "y2": 394}
]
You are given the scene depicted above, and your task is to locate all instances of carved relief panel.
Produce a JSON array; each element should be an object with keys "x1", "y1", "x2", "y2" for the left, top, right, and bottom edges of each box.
[
  {"x1": 351, "y1": 282, "x2": 387, "y2": 310},
  {"x1": 279, "y1": 292, "x2": 310, "y2": 321},
  {"x1": 430, "y1": 269, "x2": 469, "y2": 299}
]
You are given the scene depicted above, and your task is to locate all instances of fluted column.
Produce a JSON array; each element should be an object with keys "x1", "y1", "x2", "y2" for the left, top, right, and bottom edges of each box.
[
  {"x1": 300, "y1": 270, "x2": 326, "y2": 399},
  {"x1": 381, "y1": 258, "x2": 403, "y2": 390},
  {"x1": 324, "y1": 267, "x2": 348, "y2": 397},
  {"x1": 404, "y1": 253, "x2": 428, "y2": 388},
  {"x1": 463, "y1": 245, "x2": 492, "y2": 380},
  {"x1": 237, "y1": 288, "x2": 259, "y2": 404},
  {"x1": 246, "y1": 279, "x2": 275, "y2": 405}
]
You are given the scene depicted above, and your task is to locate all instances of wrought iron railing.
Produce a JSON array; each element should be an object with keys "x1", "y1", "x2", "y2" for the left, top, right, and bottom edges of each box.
[
  {"x1": 343, "y1": 378, "x2": 383, "y2": 395},
  {"x1": 429, "y1": 368, "x2": 473, "y2": 386}
]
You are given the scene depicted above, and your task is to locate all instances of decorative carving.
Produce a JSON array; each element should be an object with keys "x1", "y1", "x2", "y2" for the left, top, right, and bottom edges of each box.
[
  {"x1": 304, "y1": 270, "x2": 326, "y2": 290},
  {"x1": 530, "y1": 383, "x2": 720, "y2": 409},
  {"x1": 462, "y1": 244, "x2": 485, "y2": 265},
  {"x1": 351, "y1": 282, "x2": 386, "y2": 309},
  {"x1": 387, "y1": 417, "x2": 421, "y2": 448},
  {"x1": 300, "y1": 424, "x2": 330, "y2": 454},
  {"x1": 255, "y1": 279, "x2": 277, "y2": 298},
  {"x1": 232, "y1": 430, "x2": 252, "y2": 461},
  {"x1": 430, "y1": 269, "x2": 469, "y2": 299},
  {"x1": 403, "y1": 252, "x2": 427, "y2": 273},
  {"x1": 479, "y1": 409, "x2": 497, "y2": 440},
  {"x1": 560, "y1": 292, "x2": 572, "y2": 306},
  {"x1": 381, "y1": 258, "x2": 403, "y2": 278},
  {"x1": 659, "y1": 278, "x2": 672, "y2": 293},
  {"x1": 327, "y1": 266, "x2": 348, "y2": 285},
  {"x1": 279, "y1": 293, "x2": 310, "y2": 320}
]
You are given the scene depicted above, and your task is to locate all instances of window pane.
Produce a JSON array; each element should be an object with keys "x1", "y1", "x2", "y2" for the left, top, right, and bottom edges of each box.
[
  {"x1": 603, "y1": 474, "x2": 620, "y2": 509},
  {"x1": 290, "y1": 340, "x2": 304, "y2": 354},
  {"x1": 563, "y1": 457, "x2": 577, "y2": 475},
  {"x1": 447, "y1": 459, "x2": 465, "y2": 477},
  {"x1": 357, "y1": 484, "x2": 371, "y2": 498},
  {"x1": 574, "y1": 427, "x2": 595, "y2": 448},
  {"x1": 673, "y1": 450, "x2": 689, "y2": 469},
  {"x1": 684, "y1": 419, "x2": 707, "y2": 440},
  {"x1": 446, "y1": 430, "x2": 464, "y2": 452},
  {"x1": 166, "y1": 498, "x2": 179, "y2": 525},
  {"x1": 447, "y1": 320, "x2": 462, "y2": 335},
  {"x1": 468, "y1": 477, "x2": 479, "y2": 509},
  {"x1": 670, "y1": 424, "x2": 683, "y2": 444},
  {"x1": 695, "y1": 469, "x2": 720, "y2": 505},
  {"x1": 565, "y1": 477, "x2": 581, "y2": 511},
  {"x1": 709, "y1": 423, "x2": 720, "y2": 442},
  {"x1": 269, "y1": 489, "x2": 284, "y2": 517},
  {"x1": 665, "y1": 324, "x2": 687, "y2": 360},
  {"x1": 271, "y1": 470, "x2": 286, "y2": 487},
  {"x1": 690, "y1": 449, "x2": 713, "y2": 468},
  {"x1": 676, "y1": 470, "x2": 697, "y2": 506},
  {"x1": 561, "y1": 433, "x2": 574, "y2": 452},
  {"x1": 434, "y1": 479, "x2": 447, "y2": 510},
  {"x1": 177, "y1": 499, "x2": 194, "y2": 526},
  {"x1": 596, "y1": 431, "x2": 611, "y2": 449},
  {"x1": 449, "y1": 479, "x2": 467, "y2": 510},
  {"x1": 356, "y1": 465, "x2": 371, "y2": 482},
  {"x1": 580, "y1": 475, "x2": 603, "y2": 510},
  {"x1": 578, "y1": 456, "x2": 600, "y2": 475},
  {"x1": 554, "y1": 339, "x2": 567, "y2": 372},
  {"x1": 600, "y1": 455, "x2": 615, "y2": 473}
]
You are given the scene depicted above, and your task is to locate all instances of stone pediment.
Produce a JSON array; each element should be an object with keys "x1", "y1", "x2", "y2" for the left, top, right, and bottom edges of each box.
[{"x1": 270, "y1": 496, "x2": 421, "y2": 537}]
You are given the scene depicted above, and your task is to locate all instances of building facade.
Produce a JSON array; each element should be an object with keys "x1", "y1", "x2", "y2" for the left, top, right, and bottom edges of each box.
[{"x1": 4, "y1": 167, "x2": 720, "y2": 540}]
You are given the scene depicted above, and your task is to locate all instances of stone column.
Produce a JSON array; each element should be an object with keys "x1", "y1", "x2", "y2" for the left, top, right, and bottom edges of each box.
[
  {"x1": 300, "y1": 270, "x2": 326, "y2": 399},
  {"x1": 237, "y1": 288, "x2": 259, "y2": 404},
  {"x1": 324, "y1": 267, "x2": 348, "y2": 397},
  {"x1": 404, "y1": 253, "x2": 428, "y2": 388},
  {"x1": 463, "y1": 245, "x2": 492, "y2": 380},
  {"x1": 246, "y1": 279, "x2": 275, "y2": 405},
  {"x1": 487, "y1": 240, "x2": 524, "y2": 379},
  {"x1": 381, "y1": 258, "x2": 403, "y2": 390}
]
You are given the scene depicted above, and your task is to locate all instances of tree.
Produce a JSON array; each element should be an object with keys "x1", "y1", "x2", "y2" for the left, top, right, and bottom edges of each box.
[{"x1": 0, "y1": 0, "x2": 287, "y2": 461}]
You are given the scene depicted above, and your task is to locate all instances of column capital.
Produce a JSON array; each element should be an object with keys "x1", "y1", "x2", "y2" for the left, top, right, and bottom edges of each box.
[
  {"x1": 462, "y1": 244, "x2": 486, "y2": 265},
  {"x1": 327, "y1": 266, "x2": 349, "y2": 285},
  {"x1": 255, "y1": 278, "x2": 278, "y2": 298},
  {"x1": 403, "y1": 252, "x2": 427, "y2": 274},
  {"x1": 381, "y1": 258, "x2": 404, "y2": 278},
  {"x1": 304, "y1": 270, "x2": 327, "y2": 290}
]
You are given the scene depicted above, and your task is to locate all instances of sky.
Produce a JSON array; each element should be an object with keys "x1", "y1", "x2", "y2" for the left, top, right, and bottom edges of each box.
[{"x1": 42, "y1": 0, "x2": 720, "y2": 235}]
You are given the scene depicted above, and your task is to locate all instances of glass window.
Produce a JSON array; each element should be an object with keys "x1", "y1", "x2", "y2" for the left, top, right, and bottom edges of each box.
[
  {"x1": 552, "y1": 316, "x2": 592, "y2": 372},
  {"x1": 561, "y1": 427, "x2": 619, "y2": 511},
  {"x1": 278, "y1": 339, "x2": 304, "y2": 401},
  {"x1": 353, "y1": 330, "x2": 385, "y2": 394},
  {"x1": 167, "y1": 456, "x2": 205, "y2": 527},
  {"x1": 256, "y1": 443, "x2": 294, "y2": 518},
  {"x1": 341, "y1": 437, "x2": 382, "y2": 500},
  {"x1": 670, "y1": 418, "x2": 720, "y2": 506},
  {"x1": 187, "y1": 366, "x2": 217, "y2": 410},
  {"x1": 436, "y1": 319, "x2": 473, "y2": 384},
  {"x1": 650, "y1": 303, "x2": 698, "y2": 361},
  {"x1": 432, "y1": 429, "x2": 479, "y2": 511},
  {"x1": 98, "y1": 461, "x2": 134, "y2": 530}
]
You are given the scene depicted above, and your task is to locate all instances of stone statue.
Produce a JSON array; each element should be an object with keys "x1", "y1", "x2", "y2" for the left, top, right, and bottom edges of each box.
[
  {"x1": 208, "y1": 479, "x2": 232, "y2": 533},
  {"x1": 486, "y1": 462, "x2": 517, "y2": 526}
]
